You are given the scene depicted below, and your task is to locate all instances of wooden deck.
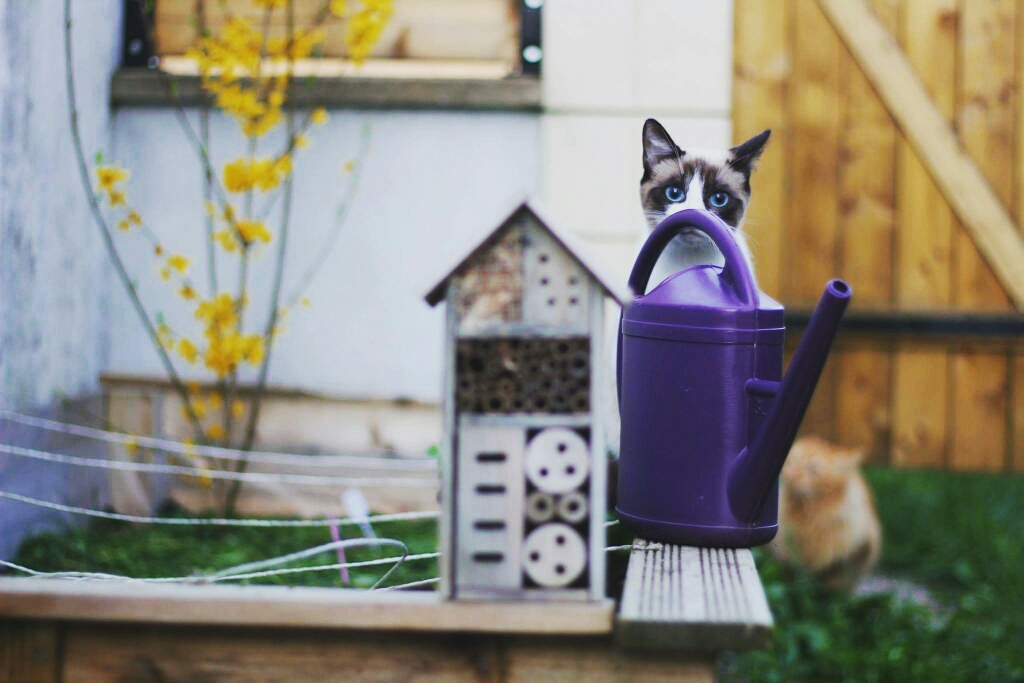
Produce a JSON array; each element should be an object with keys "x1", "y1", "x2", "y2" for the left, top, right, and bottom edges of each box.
[{"x1": 0, "y1": 540, "x2": 772, "y2": 682}]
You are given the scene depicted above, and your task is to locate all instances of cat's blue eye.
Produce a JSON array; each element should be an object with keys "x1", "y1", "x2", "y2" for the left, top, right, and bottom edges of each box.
[
  {"x1": 665, "y1": 186, "x2": 685, "y2": 203},
  {"x1": 709, "y1": 192, "x2": 730, "y2": 208}
]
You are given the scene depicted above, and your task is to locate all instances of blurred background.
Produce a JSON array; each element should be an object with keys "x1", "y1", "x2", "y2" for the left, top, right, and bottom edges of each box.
[{"x1": 2, "y1": 1, "x2": 1023, "y2": 679}]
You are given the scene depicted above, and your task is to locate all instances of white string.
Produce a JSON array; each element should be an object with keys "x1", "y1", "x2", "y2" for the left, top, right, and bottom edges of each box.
[
  {"x1": 0, "y1": 539, "x2": 430, "y2": 588},
  {"x1": 0, "y1": 490, "x2": 439, "y2": 528},
  {"x1": 0, "y1": 441, "x2": 436, "y2": 487},
  {"x1": 0, "y1": 409, "x2": 438, "y2": 471},
  {"x1": 604, "y1": 519, "x2": 619, "y2": 528},
  {"x1": 217, "y1": 552, "x2": 439, "y2": 583},
  {"x1": 376, "y1": 577, "x2": 440, "y2": 592}
]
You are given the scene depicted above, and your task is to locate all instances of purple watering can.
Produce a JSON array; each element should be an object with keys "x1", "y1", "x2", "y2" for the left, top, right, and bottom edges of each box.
[{"x1": 616, "y1": 209, "x2": 851, "y2": 548}]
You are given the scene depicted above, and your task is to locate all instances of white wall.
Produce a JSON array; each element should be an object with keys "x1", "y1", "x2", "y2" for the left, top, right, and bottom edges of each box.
[
  {"x1": 102, "y1": 0, "x2": 735, "y2": 404},
  {"x1": 107, "y1": 109, "x2": 541, "y2": 402},
  {"x1": 0, "y1": 0, "x2": 121, "y2": 410},
  {"x1": 541, "y1": 0, "x2": 735, "y2": 285}
]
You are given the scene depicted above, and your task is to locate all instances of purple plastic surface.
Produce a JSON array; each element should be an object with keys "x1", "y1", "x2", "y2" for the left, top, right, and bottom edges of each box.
[{"x1": 615, "y1": 209, "x2": 851, "y2": 548}]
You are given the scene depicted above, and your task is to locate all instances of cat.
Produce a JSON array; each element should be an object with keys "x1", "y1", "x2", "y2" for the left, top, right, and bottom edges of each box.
[
  {"x1": 768, "y1": 435, "x2": 882, "y2": 592},
  {"x1": 637, "y1": 118, "x2": 770, "y2": 289},
  {"x1": 603, "y1": 119, "x2": 771, "y2": 465}
]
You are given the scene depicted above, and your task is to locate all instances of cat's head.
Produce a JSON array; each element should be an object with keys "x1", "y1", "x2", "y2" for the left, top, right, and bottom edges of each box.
[
  {"x1": 781, "y1": 436, "x2": 864, "y2": 505},
  {"x1": 640, "y1": 118, "x2": 770, "y2": 234}
]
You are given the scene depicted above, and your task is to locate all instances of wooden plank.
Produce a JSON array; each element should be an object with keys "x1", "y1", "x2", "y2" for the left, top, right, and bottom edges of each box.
[
  {"x1": 948, "y1": 0, "x2": 1015, "y2": 472},
  {"x1": 617, "y1": 540, "x2": 773, "y2": 652},
  {"x1": 0, "y1": 621, "x2": 58, "y2": 683},
  {"x1": 732, "y1": 0, "x2": 790, "y2": 300},
  {"x1": 787, "y1": 0, "x2": 842, "y2": 306},
  {"x1": 785, "y1": 0, "x2": 843, "y2": 440},
  {"x1": 817, "y1": 0, "x2": 1024, "y2": 309},
  {"x1": 836, "y1": 0, "x2": 898, "y2": 307},
  {"x1": 58, "y1": 623, "x2": 716, "y2": 683},
  {"x1": 0, "y1": 579, "x2": 613, "y2": 635},
  {"x1": 834, "y1": 0, "x2": 897, "y2": 461},
  {"x1": 892, "y1": 348, "x2": 949, "y2": 468},
  {"x1": 836, "y1": 347, "x2": 892, "y2": 464},
  {"x1": 154, "y1": 0, "x2": 518, "y2": 62},
  {"x1": 1015, "y1": 353, "x2": 1024, "y2": 471},
  {"x1": 951, "y1": 351, "x2": 1009, "y2": 471},
  {"x1": 111, "y1": 68, "x2": 543, "y2": 111},
  {"x1": 890, "y1": 0, "x2": 958, "y2": 470},
  {"x1": 1014, "y1": 0, "x2": 1024, "y2": 474},
  {"x1": 955, "y1": 0, "x2": 1016, "y2": 311}
]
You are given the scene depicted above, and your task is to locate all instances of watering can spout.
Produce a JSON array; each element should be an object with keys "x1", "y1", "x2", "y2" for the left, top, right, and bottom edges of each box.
[{"x1": 728, "y1": 279, "x2": 852, "y2": 524}]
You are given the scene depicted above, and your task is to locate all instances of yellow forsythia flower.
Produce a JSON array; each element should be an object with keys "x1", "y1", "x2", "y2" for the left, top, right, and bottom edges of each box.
[
  {"x1": 312, "y1": 107, "x2": 330, "y2": 125},
  {"x1": 160, "y1": 266, "x2": 171, "y2": 281},
  {"x1": 109, "y1": 190, "x2": 127, "y2": 207},
  {"x1": 223, "y1": 157, "x2": 288, "y2": 193},
  {"x1": 343, "y1": 159, "x2": 355, "y2": 173},
  {"x1": 236, "y1": 220, "x2": 272, "y2": 244},
  {"x1": 243, "y1": 108, "x2": 283, "y2": 138},
  {"x1": 231, "y1": 399, "x2": 246, "y2": 419},
  {"x1": 178, "y1": 337, "x2": 199, "y2": 364},
  {"x1": 124, "y1": 437, "x2": 139, "y2": 457},
  {"x1": 183, "y1": 397, "x2": 207, "y2": 420},
  {"x1": 156, "y1": 323, "x2": 174, "y2": 349},
  {"x1": 198, "y1": 468, "x2": 214, "y2": 490},
  {"x1": 346, "y1": 0, "x2": 393, "y2": 64},
  {"x1": 180, "y1": 284, "x2": 197, "y2": 300},
  {"x1": 215, "y1": 229, "x2": 239, "y2": 253},
  {"x1": 330, "y1": 0, "x2": 347, "y2": 17},
  {"x1": 154, "y1": 244, "x2": 164, "y2": 256},
  {"x1": 253, "y1": 0, "x2": 287, "y2": 8},
  {"x1": 196, "y1": 293, "x2": 239, "y2": 334},
  {"x1": 207, "y1": 392, "x2": 224, "y2": 412},
  {"x1": 206, "y1": 422, "x2": 227, "y2": 441},
  {"x1": 242, "y1": 334, "x2": 265, "y2": 364},
  {"x1": 96, "y1": 165, "x2": 130, "y2": 192},
  {"x1": 117, "y1": 219, "x2": 131, "y2": 231},
  {"x1": 168, "y1": 255, "x2": 190, "y2": 274},
  {"x1": 295, "y1": 133, "x2": 310, "y2": 149},
  {"x1": 300, "y1": 296, "x2": 311, "y2": 308},
  {"x1": 128, "y1": 210, "x2": 142, "y2": 226}
]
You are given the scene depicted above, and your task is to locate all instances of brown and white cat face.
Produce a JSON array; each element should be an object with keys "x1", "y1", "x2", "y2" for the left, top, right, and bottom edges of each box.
[{"x1": 639, "y1": 119, "x2": 770, "y2": 269}]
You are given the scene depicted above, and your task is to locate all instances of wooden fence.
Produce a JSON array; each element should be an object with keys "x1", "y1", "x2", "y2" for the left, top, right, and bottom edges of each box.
[{"x1": 734, "y1": 0, "x2": 1024, "y2": 471}]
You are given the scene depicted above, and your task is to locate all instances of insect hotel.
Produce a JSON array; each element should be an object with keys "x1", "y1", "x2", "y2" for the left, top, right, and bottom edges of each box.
[{"x1": 426, "y1": 201, "x2": 625, "y2": 601}]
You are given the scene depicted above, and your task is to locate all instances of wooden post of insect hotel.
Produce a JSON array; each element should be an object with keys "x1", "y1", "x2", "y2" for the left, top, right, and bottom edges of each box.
[{"x1": 426, "y1": 201, "x2": 627, "y2": 601}]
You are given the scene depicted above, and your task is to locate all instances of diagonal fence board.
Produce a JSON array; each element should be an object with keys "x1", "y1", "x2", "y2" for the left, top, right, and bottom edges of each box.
[
  {"x1": 617, "y1": 540, "x2": 774, "y2": 651},
  {"x1": 816, "y1": 0, "x2": 1024, "y2": 310}
]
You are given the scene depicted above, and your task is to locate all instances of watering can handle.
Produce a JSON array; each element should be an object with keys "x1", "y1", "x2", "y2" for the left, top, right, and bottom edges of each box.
[
  {"x1": 617, "y1": 209, "x2": 760, "y2": 406},
  {"x1": 626, "y1": 209, "x2": 759, "y2": 303}
]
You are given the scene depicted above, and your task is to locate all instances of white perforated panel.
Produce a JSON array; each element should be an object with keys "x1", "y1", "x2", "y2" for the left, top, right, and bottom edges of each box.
[
  {"x1": 454, "y1": 421, "x2": 525, "y2": 592},
  {"x1": 523, "y1": 222, "x2": 590, "y2": 332}
]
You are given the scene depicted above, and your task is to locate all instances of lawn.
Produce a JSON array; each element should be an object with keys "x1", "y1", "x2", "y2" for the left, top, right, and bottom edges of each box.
[
  {"x1": 12, "y1": 514, "x2": 439, "y2": 590},
  {"x1": 9, "y1": 466, "x2": 1024, "y2": 682},
  {"x1": 721, "y1": 466, "x2": 1024, "y2": 683}
]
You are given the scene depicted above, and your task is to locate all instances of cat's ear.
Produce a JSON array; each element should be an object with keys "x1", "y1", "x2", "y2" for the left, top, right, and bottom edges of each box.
[
  {"x1": 642, "y1": 118, "x2": 681, "y2": 175},
  {"x1": 729, "y1": 129, "x2": 771, "y2": 177}
]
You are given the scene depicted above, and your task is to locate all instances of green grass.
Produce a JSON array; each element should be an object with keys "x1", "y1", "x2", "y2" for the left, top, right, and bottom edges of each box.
[
  {"x1": 12, "y1": 512, "x2": 439, "y2": 590},
  {"x1": 722, "y1": 466, "x2": 1024, "y2": 683},
  {"x1": 8, "y1": 467, "x2": 1024, "y2": 682}
]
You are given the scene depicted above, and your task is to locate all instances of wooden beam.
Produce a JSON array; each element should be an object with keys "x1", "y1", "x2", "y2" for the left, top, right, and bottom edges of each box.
[
  {"x1": 111, "y1": 68, "x2": 542, "y2": 112},
  {"x1": 0, "y1": 579, "x2": 612, "y2": 635},
  {"x1": 617, "y1": 541, "x2": 773, "y2": 652},
  {"x1": 816, "y1": 0, "x2": 1024, "y2": 310},
  {"x1": 55, "y1": 623, "x2": 717, "y2": 683},
  {"x1": 0, "y1": 621, "x2": 59, "y2": 683}
]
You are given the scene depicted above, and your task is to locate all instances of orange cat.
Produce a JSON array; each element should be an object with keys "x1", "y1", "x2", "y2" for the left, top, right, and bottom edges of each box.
[{"x1": 768, "y1": 436, "x2": 882, "y2": 592}]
